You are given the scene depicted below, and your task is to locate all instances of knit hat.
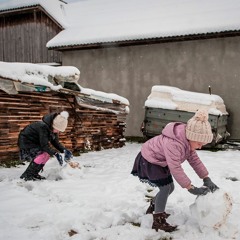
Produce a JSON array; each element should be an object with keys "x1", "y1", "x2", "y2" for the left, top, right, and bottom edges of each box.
[
  {"x1": 53, "y1": 111, "x2": 69, "y2": 132},
  {"x1": 186, "y1": 109, "x2": 213, "y2": 143}
]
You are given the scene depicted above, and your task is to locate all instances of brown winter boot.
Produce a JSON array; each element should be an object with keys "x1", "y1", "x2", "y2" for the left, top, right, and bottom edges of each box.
[
  {"x1": 152, "y1": 212, "x2": 177, "y2": 232},
  {"x1": 146, "y1": 200, "x2": 171, "y2": 218}
]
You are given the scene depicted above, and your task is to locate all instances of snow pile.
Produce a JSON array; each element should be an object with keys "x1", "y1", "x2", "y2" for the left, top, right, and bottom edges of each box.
[
  {"x1": 145, "y1": 85, "x2": 228, "y2": 115},
  {"x1": 0, "y1": 61, "x2": 80, "y2": 91}
]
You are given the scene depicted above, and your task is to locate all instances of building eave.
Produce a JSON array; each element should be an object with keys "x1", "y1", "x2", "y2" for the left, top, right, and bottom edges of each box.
[
  {"x1": 0, "y1": 5, "x2": 64, "y2": 30},
  {"x1": 48, "y1": 30, "x2": 240, "y2": 51}
]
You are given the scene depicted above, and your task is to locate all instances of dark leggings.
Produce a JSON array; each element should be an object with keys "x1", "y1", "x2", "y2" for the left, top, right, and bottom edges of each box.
[{"x1": 154, "y1": 182, "x2": 175, "y2": 213}]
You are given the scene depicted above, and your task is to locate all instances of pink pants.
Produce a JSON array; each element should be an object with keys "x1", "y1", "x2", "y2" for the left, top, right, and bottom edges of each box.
[{"x1": 33, "y1": 152, "x2": 50, "y2": 164}]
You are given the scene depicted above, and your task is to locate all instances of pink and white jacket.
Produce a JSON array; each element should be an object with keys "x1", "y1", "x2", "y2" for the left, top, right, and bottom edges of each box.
[{"x1": 141, "y1": 122, "x2": 208, "y2": 188}]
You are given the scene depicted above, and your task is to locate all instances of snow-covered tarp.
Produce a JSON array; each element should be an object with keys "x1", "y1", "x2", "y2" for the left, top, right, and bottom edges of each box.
[
  {"x1": 0, "y1": 61, "x2": 129, "y2": 107},
  {"x1": 145, "y1": 85, "x2": 228, "y2": 116},
  {"x1": 0, "y1": 61, "x2": 79, "y2": 91}
]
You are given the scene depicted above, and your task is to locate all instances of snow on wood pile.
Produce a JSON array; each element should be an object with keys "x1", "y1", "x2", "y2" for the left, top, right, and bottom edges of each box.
[
  {"x1": 145, "y1": 85, "x2": 228, "y2": 116},
  {"x1": 0, "y1": 61, "x2": 129, "y2": 107},
  {"x1": 0, "y1": 62, "x2": 129, "y2": 163},
  {"x1": 0, "y1": 61, "x2": 79, "y2": 91}
]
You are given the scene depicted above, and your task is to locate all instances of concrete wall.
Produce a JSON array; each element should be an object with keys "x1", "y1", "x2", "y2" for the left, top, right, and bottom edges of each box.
[{"x1": 62, "y1": 36, "x2": 240, "y2": 139}]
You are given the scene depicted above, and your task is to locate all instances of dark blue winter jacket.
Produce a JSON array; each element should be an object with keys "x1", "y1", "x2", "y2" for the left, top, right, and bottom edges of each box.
[{"x1": 18, "y1": 113, "x2": 65, "y2": 156}]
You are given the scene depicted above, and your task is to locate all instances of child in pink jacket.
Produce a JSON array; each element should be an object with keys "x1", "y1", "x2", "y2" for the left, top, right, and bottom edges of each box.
[{"x1": 131, "y1": 109, "x2": 218, "y2": 232}]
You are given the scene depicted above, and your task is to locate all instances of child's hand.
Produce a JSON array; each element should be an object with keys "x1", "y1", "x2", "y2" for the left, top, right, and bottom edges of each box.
[
  {"x1": 55, "y1": 152, "x2": 63, "y2": 166},
  {"x1": 188, "y1": 186, "x2": 210, "y2": 196},
  {"x1": 64, "y1": 149, "x2": 73, "y2": 162},
  {"x1": 203, "y1": 177, "x2": 219, "y2": 192}
]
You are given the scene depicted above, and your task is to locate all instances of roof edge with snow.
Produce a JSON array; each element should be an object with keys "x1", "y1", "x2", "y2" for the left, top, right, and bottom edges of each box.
[
  {"x1": 47, "y1": 29, "x2": 240, "y2": 50},
  {"x1": 0, "y1": 1, "x2": 66, "y2": 29}
]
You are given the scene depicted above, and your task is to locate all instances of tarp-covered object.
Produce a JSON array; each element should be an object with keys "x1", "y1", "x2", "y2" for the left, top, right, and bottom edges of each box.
[
  {"x1": 0, "y1": 61, "x2": 129, "y2": 108},
  {"x1": 142, "y1": 85, "x2": 229, "y2": 145},
  {"x1": 0, "y1": 61, "x2": 80, "y2": 94},
  {"x1": 145, "y1": 85, "x2": 228, "y2": 116}
]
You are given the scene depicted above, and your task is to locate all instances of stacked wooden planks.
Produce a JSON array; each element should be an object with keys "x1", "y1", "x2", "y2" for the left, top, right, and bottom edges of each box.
[{"x1": 0, "y1": 90, "x2": 128, "y2": 164}]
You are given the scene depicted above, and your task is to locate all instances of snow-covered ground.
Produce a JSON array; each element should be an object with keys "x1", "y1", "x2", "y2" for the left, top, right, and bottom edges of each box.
[{"x1": 0, "y1": 143, "x2": 239, "y2": 240}]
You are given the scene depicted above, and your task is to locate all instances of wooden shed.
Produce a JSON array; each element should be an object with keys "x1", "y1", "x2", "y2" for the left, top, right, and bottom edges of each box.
[
  {"x1": 0, "y1": 0, "x2": 64, "y2": 63},
  {"x1": 0, "y1": 62, "x2": 129, "y2": 164}
]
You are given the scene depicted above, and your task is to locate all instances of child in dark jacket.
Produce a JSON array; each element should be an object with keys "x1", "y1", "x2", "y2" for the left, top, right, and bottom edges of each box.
[
  {"x1": 131, "y1": 109, "x2": 219, "y2": 232},
  {"x1": 18, "y1": 111, "x2": 73, "y2": 181}
]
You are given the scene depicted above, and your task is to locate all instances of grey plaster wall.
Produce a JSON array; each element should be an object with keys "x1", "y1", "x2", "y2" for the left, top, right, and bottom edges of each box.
[{"x1": 62, "y1": 36, "x2": 240, "y2": 139}]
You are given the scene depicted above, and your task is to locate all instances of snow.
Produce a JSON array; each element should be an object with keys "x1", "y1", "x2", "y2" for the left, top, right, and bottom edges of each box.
[
  {"x1": 0, "y1": 61, "x2": 80, "y2": 91},
  {"x1": 190, "y1": 190, "x2": 233, "y2": 231},
  {"x1": 145, "y1": 85, "x2": 228, "y2": 116},
  {"x1": 81, "y1": 87, "x2": 129, "y2": 106},
  {"x1": 0, "y1": 61, "x2": 129, "y2": 105},
  {"x1": 47, "y1": 0, "x2": 240, "y2": 48},
  {"x1": 0, "y1": 143, "x2": 240, "y2": 240}
]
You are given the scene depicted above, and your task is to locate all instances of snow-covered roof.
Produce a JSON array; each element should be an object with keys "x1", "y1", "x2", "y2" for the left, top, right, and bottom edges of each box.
[
  {"x1": 0, "y1": 0, "x2": 68, "y2": 28},
  {"x1": 1, "y1": 0, "x2": 240, "y2": 49},
  {"x1": 47, "y1": 0, "x2": 240, "y2": 48},
  {"x1": 0, "y1": 61, "x2": 129, "y2": 106},
  {"x1": 145, "y1": 85, "x2": 228, "y2": 116}
]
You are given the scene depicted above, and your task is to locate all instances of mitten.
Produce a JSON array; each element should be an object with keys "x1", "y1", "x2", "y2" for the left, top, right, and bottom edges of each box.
[
  {"x1": 64, "y1": 149, "x2": 73, "y2": 162},
  {"x1": 203, "y1": 177, "x2": 219, "y2": 192},
  {"x1": 55, "y1": 152, "x2": 63, "y2": 166},
  {"x1": 188, "y1": 186, "x2": 210, "y2": 196}
]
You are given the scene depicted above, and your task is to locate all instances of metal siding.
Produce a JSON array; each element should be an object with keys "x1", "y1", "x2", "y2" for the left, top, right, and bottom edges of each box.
[{"x1": 142, "y1": 107, "x2": 229, "y2": 144}]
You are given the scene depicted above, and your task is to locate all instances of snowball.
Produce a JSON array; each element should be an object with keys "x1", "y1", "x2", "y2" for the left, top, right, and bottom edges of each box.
[{"x1": 190, "y1": 189, "x2": 233, "y2": 231}]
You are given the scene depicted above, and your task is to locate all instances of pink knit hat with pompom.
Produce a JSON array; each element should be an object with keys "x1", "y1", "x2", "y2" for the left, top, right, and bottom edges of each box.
[{"x1": 186, "y1": 109, "x2": 213, "y2": 143}]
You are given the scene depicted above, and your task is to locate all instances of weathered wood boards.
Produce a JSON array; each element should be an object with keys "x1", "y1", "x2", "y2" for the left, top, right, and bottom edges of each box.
[{"x1": 0, "y1": 90, "x2": 127, "y2": 163}]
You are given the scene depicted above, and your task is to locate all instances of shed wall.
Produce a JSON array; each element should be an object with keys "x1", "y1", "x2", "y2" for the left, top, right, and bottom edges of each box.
[
  {"x1": 62, "y1": 36, "x2": 240, "y2": 139},
  {"x1": 0, "y1": 9, "x2": 62, "y2": 63}
]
